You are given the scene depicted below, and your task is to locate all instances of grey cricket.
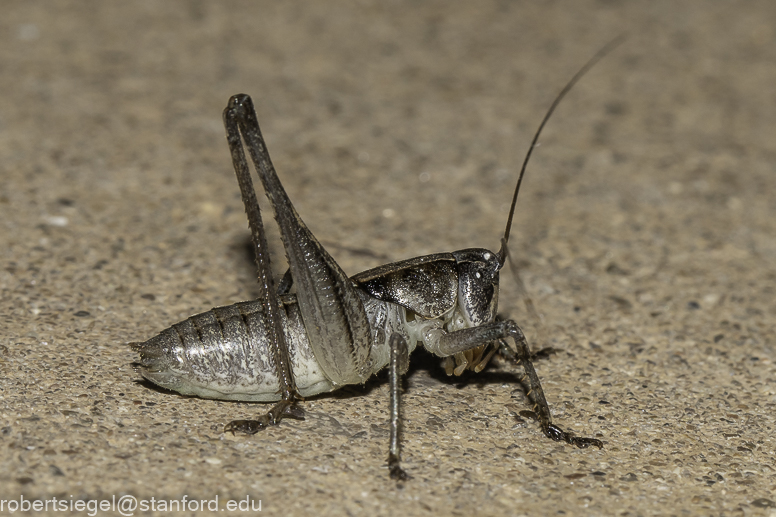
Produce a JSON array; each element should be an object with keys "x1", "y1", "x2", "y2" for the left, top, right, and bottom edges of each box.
[{"x1": 132, "y1": 37, "x2": 624, "y2": 480}]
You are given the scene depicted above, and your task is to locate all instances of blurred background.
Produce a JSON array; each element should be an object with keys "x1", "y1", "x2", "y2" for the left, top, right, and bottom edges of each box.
[{"x1": 1, "y1": 1, "x2": 775, "y2": 515}]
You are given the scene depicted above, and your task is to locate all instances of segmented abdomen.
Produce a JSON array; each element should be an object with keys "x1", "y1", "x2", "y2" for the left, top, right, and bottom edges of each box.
[{"x1": 132, "y1": 298, "x2": 334, "y2": 401}]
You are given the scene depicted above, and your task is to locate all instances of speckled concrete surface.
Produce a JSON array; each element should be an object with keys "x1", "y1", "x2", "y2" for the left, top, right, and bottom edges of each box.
[{"x1": 2, "y1": 1, "x2": 776, "y2": 515}]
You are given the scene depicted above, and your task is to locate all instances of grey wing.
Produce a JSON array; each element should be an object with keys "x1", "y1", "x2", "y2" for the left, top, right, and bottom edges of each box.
[{"x1": 353, "y1": 254, "x2": 459, "y2": 319}]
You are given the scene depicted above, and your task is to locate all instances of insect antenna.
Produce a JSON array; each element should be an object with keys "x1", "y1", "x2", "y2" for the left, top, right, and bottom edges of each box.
[{"x1": 497, "y1": 35, "x2": 627, "y2": 265}]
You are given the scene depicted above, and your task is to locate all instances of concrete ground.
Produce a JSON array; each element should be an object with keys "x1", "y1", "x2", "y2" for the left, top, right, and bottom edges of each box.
[{"x1": 2, "y1": 1, "x2": 775, "y2": 515}]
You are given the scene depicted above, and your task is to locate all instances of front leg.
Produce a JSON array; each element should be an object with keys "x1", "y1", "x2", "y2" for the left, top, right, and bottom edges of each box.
[{"x1": 438, "y1": 320, "x2": 603, "y2": 449}]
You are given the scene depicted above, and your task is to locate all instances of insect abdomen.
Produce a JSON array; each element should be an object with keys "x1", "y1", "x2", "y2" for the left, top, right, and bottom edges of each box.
[{"x1": 132, "y1": 299, "x2": 334, "y2": 401}]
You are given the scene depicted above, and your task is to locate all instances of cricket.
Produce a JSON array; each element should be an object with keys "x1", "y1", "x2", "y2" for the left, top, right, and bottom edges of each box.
[{"x1": 132, "y1": 39, "x2": 623, "y2": 480}]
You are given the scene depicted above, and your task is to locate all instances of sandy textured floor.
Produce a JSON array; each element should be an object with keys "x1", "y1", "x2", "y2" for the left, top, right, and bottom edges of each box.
[{"x1": 2, "y1": 1, "x2": 776, "y2": 515}]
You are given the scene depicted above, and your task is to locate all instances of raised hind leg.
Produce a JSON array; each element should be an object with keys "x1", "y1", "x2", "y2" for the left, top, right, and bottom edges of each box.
[{"x1": 222, "y1": 96, "x2": 303, "y2": 433}]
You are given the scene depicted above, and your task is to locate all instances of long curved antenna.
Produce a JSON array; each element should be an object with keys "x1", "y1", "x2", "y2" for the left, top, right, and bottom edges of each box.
[{"x1": 497, "y1": 35, "x2": 626, "y2": 264}]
